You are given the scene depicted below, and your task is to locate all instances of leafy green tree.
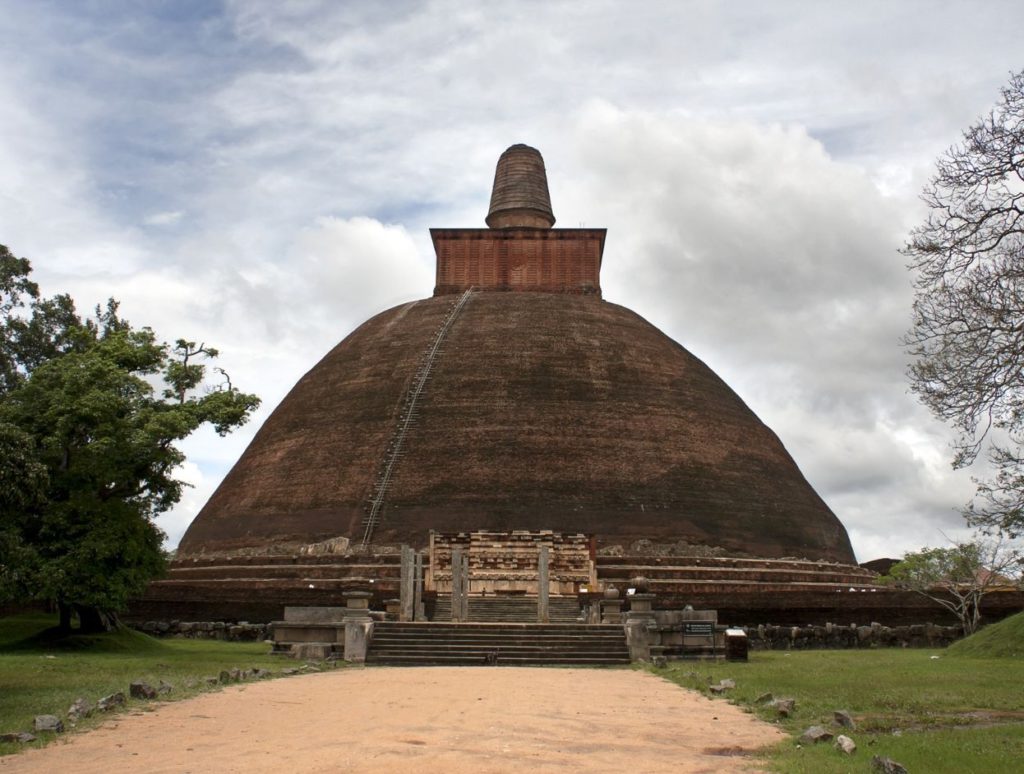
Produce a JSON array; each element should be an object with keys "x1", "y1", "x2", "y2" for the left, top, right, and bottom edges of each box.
[
  {"x1": 0, "y1": 246, "x2": 260, "y2": 631},
  {"x1": 903, "y1": 70, "x2": 1024, "y2": 536},
  {"x1": 884, "y1": 536, "x2": 1023, "y2": 635}
]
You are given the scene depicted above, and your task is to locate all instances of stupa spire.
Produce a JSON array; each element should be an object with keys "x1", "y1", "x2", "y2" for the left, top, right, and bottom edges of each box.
[{"x1": 485, "y1": 144, "x2": 556, "y2": 229}]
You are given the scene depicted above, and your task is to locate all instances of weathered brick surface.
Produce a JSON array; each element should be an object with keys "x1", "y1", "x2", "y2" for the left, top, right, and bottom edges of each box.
[
  {"x1": 178, "y1": 292, "x2": 854, "y2": 562},
  {"x1": 432, "y1": 228, "x2": 605, "y2": 295}
]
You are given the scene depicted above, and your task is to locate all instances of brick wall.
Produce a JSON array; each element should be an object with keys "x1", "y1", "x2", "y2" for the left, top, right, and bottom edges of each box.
[{"x1": 432, "y1": 228, "x2": 605, "y2": 295}]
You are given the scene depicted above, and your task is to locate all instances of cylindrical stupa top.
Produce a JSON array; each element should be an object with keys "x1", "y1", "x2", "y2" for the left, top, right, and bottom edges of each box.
[{"x1": 486, "y1": 144, "x2": 556, "y2": 229}]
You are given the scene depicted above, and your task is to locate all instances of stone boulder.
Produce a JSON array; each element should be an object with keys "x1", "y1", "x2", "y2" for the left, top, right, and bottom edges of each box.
[
  {"x1": 833, "y1": 709, "x2": 856, "y2": 729},
  {"x1": 770, "y1": 698, "x2": 796, "y2": 717},
  {"x1": 0, "y1": 732, "x2": 36, "y2": 744},
  {"x1": 872, "y1": 756, "x2": 908, "y2": 774},
  {"x1": 797, "y1": 725, "x2": 833, "y2": 745},
  {"x1": 835, "y1": 734, "x2": 856, "y2": 755},
  {"x1": 97, "y1": 692, "x2": 126, "y2": 712},
  {"x1": 67, "y1": 698, "x2": 94, "y2": 722},
  {"x1": 33, "y1": 715, "x2": 63, "y2": 733},
  {"x1": 129, "y1": 681, "x2": 157, "y2": 700}
]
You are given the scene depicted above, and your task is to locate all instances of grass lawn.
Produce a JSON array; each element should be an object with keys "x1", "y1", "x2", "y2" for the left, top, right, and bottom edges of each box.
[
  {"x1": 655, "y1": 648, "x2": 1024, "y2": 774},
  {"x1": 0, "y1": 613, "x2": 309, "y2": 756}
]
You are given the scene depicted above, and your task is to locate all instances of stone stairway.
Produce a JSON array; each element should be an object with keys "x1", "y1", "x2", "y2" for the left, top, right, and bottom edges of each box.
[
  {"x1": 366, "y1": 622, "x2": 629, "y2": 666},
  {"x1": 431, "y1": 595, "x2": 582, "y2": 622}
]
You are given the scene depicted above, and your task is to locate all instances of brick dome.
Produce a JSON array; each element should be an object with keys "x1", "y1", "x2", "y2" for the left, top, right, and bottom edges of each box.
[
  {"x1": 178, "y1": 291, "x2": 855, "y2": 563},
  {"x1": 178, "y1": 145, "x2": 855, "y2": 564}
]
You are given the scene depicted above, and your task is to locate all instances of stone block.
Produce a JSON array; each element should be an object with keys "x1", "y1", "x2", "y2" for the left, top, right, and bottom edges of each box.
[
  {"x1": 344, "y1": 619, "x2": 373, "y2": 663},
  {"x1": 290, "y1": 643, "x2": 333, "y2": 661},
  {"x1": 283, "y1": 606, "x2": 346, "y2": 624}
]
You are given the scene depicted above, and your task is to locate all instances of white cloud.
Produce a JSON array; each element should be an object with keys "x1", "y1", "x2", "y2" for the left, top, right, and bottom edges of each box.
[
  {"x1": 3, "y1": 1, "x2": 1023, "y2": 559},
  {"x1": 144, "y1": 211, "x2": 185, "y2": 226}
]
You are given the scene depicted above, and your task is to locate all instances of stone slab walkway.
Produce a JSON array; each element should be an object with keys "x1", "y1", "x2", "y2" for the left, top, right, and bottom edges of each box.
[{"x1": 0, "y1": 667, "x2": 785, "y2": 773}]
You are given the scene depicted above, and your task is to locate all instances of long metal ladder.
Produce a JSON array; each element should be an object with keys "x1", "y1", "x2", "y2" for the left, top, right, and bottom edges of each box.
[{"x1": 360, "y1": 289, "x2": 474, "y2": 547}]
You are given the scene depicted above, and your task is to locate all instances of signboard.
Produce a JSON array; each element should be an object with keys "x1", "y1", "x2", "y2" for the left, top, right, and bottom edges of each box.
[{"x1": 683, "y1": 621, "x2": 715, "y2": 636}]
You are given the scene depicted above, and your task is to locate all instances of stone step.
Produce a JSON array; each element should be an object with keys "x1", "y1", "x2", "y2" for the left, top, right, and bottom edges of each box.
[
  {"x1": 432, "y1": 596, "x2": 581, "y2": 623},
  {"x1": 367, "y1": 621, "x2": 629, "y2": 666},
  {"x1": 378, "y1": 622, "x2": 622, "y2": 633},
  {"x1": 372, "y1": 636, "x2": 626, "y2": 647},
  {"x1": 364, "y1": 651, "x2": 626, "y2": 663}
]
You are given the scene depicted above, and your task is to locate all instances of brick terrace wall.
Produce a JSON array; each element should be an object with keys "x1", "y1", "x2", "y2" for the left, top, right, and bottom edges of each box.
[
  {"x1": 432, "y1": 229, "x2": 606, "y2": 296},
  {"x1": 127, "y1": 553, "x2": 402, "y2": 623},
  {"x1": 427, "y1": 530, "x2": 595, "y2": 595},
  {"x1": 600, "y1": 556, "x2": 1024, "y2": 627}
]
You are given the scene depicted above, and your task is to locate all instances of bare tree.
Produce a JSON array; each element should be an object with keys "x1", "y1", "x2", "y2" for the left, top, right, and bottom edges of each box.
[{"x1": 904, "y1": 69, "x2": 1024, "y2": 535}]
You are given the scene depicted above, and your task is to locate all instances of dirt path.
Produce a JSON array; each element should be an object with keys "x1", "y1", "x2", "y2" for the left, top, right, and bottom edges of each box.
[{"x1": 1, "y1": 667, "x2": 785, "y2": 773}]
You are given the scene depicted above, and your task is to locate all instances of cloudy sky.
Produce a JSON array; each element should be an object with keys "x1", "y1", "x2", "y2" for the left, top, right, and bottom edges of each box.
[{"x1": 3, "y1": 1, "x2": 1022, "y2": 562}]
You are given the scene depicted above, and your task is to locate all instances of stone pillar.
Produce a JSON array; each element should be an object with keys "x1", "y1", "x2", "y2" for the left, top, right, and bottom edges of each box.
[
  {"x1": 601, "y1": 588, "x2": 622, "y2": 624},
  {"x1": 400, "y1": 545, "x2": 414, "y2": 622},
  {"x1": 459, "y1": 551, "x2": 470, "y2": 621},
  {"x1": 624, "y1": 593, "x2": 658, "y2": 662},
  {"x1": 451, "y1": 547, "x2": 464, "y2": 623},
  {"x1": 413, "y1": 551, "x2": 425, "y2": 622},
  {"x1": 538, "y1": 546, "x2": 550, "y2": 623},
  {"x1": 342, "y1": 591, "x2": 373, "y2": 663}
]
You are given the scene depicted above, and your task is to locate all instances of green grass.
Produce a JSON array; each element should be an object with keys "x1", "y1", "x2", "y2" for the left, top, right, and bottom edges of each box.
[
  {"x1": 0, "y1": 613, "x2": 316, "y2": 756},
  {"x1": 654, "y1": 649, "x2": 1024, "y2": 773},
  {"x1": 947, "y1": 611, "x2": 1024, "y2": 658}
]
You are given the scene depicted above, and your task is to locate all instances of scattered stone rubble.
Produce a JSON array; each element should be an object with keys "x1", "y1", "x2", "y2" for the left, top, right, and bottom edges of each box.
[
  {"x1": 746, "y1": 621, "x2": 961, "y2": 650},
  {"x1": 0, "y1": 732, "x2": 36, "y2": 744},
  {"x1": 132, "y1": 620, "x2": 269, "y2": 641},
  {"x1": 0, "y1": 663, "x2": 306, "y2": 745}
]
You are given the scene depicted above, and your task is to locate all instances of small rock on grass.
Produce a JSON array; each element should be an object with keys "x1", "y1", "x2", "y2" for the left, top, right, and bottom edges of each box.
[
  {"x1": 218, "y1": 670, "x2": 232, "y2": 684},
  {"x1": 771, "y1": 698, "x2": 796, "y2": 717},
  {"x1": 797, "y1": 726, "x2": 833, "y2": 745},
  {"x1": 835, "y1": 734, "x2": 856, "y2": 755},
  {"x1": 97, "y1": 692, "x2": 126, "y2": 712},
  {"x1": 719, "y1": 679, "x2": 736, "y2": 689},
  {"x1": 204, "y1": 676, "x2": 219, "y2": 686},
  {"x1": 157, "y1": 680, "x2": 173, "y2": 695},
  {"x1": 833, "y1": 709, "x2": 856, "y2": 729},
  {"x1": 67, "y1": 698, "x2": 94, "y2": 722},
  {"x1": 755, "y1": 692, "x2": 773, "y2": 704},
  {"x1": 872, "y1": 755, "x2": 908, "y2": 774},
  {"x1": 1, "y1": 732, "x2": 37, "y2": 744},
  {"x1": 33, "y1": 715, "x2": 63, "y2": 733},
  {"x1": 129, "y1": 681, "x2": 157, "y2": 700}
]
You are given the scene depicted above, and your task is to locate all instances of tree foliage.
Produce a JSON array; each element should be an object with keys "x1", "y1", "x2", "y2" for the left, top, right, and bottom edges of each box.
[
  {"x1": 904, "y1": 70, "x2": 1024, "y2": 535},
  {"x1": 884, "y1": 536, "x2": 1023, "y2": 635},
  {"x1": 0, "y1": 245, "x2": 260, "y2": 630}
]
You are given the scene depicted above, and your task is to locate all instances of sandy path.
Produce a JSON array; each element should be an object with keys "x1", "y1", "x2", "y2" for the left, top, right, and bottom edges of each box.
[{"x1": 1, "y1": 667, "x2": 785, "y2": 773}]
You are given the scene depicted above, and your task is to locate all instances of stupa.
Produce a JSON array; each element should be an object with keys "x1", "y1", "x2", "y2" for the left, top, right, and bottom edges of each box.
[{"x1": 177, "y1": 144, "x2": 855, "y2": 564}]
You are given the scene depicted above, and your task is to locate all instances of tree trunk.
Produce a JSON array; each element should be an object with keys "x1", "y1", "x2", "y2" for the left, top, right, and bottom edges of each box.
[
  {"x1": 74, "y1": 604, "x2": 119, "y2": 633},
  {"x1": 57, "y1": 601, "x2": 73, "y2": 633}
]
